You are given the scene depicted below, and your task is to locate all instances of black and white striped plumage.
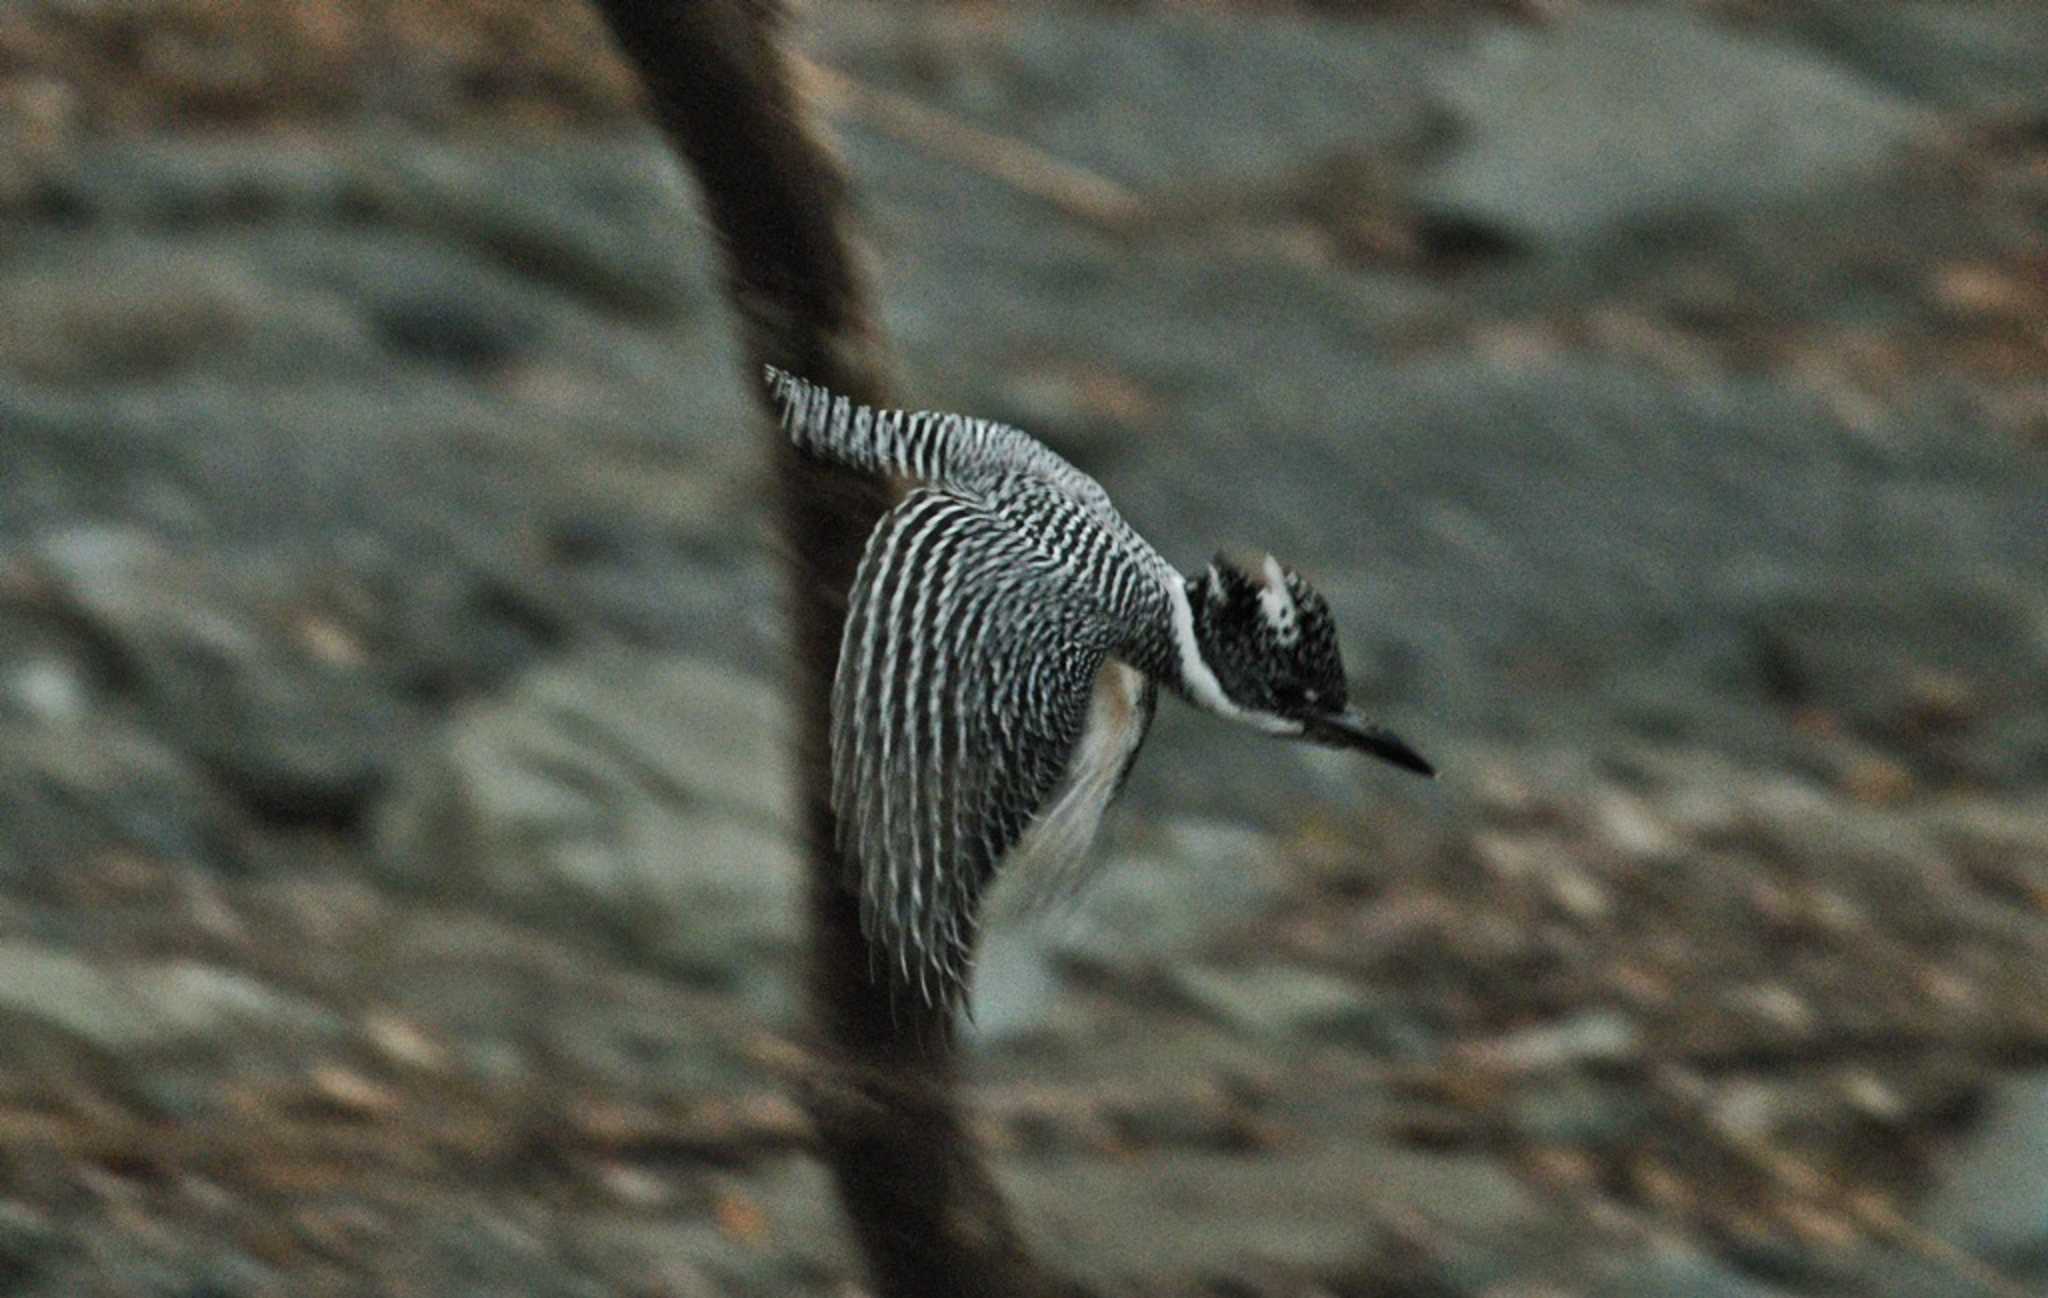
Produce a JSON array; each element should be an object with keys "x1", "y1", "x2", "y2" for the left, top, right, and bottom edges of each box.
[{"x1": 767, "y1": 367, "x2": 1431, "y2": 1005}]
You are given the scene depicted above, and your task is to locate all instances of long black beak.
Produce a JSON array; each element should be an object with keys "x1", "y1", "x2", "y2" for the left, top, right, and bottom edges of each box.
[{"x1": 1303, "y1": 709, "x2": 1436, "y2": 778}]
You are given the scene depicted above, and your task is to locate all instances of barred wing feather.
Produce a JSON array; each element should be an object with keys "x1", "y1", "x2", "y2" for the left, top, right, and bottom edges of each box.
[{"x1": 832, "y1": 486, "x2": 1114, "y2": 1005}]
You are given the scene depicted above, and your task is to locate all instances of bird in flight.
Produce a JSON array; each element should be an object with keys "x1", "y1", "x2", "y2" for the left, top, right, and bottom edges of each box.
[{"x1": 768, "y1": 367, "x2": 1433, "y2": 1007}]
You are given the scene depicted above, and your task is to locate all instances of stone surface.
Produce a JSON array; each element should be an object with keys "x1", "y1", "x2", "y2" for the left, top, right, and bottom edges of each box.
[
  {"x1": 964, "y1": 927, "x2": 1067, "y2": 1046},
  {"x1": 1590, "y1": 1240, "x2": 1801, "y2": 1298},
  {"x1": 0, "y1": 945, "x2": 165, "y2": 1051},
  {"x1": 0, "y1": 1202, "x2": 64, "y2": 1294},
  {"x1": 1170, "y1": 960, "x2": 1378, "y2": 1041},
  {"x1": 1785, "y1": 0, "x2": 2048, "y2": 114},
  {"x1": 825, "y1": 6, "x2": 1446, "y2": 190},
  {"x1": 372, "y1": 652, "x2": 801, "y2": 988},
  {"x1": 1511, "y1": 1075, "x2": 1655, "y2": 1148},
  {"x1": 578, "y1": 1159, "x2": 851, "y2": 1297},
  {"x1": 1043, "y1": 818, "x2": 1288, "y2": 974},
  {"x1": 0, "y1": 944, "x2": 335, "y2": 1051},
  {"x1": 0, "y1": 715, "x2": 247, "y2": 883},
  {"x1": 1002, "y1": 1141, "x2": 1545, "y2": 1289},
  {"x1": 1923, "y1": 1072, "x2": 2048, "y2": 1270},
  {"x1": 130, "y1": 960, "x2": 342, "y2": 1040},
  {"x1": 1420, "y1": 8, "x2": 1927, "y2": 247},
  {"x1": 29, "y1": 525, "x2": 422, "y2": 825}
]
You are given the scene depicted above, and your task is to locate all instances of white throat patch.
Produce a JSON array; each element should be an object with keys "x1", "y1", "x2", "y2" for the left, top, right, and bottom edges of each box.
[{"x1": 1169, "y1": 579, "x2": 1303, "y2": 737}]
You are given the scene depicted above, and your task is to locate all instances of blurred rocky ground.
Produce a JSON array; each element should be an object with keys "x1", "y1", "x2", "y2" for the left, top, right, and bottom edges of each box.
[{"x1": 0, "y1": 0, "x2": 2045, "y2": 1294}]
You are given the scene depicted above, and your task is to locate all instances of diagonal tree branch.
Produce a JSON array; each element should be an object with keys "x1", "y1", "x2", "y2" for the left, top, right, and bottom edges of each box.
[{"x1": 584, "y1": 3, "x2": 1062, "y2": 1294}]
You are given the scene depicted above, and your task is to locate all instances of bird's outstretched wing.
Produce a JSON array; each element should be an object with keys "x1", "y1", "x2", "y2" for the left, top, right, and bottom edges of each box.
[
  {"x1": 833, "y1": 483, "x2": 1118, "y2": 1006},
  {"x1": 767, "y1": 365, "x2": 1124, "y2": 535}
]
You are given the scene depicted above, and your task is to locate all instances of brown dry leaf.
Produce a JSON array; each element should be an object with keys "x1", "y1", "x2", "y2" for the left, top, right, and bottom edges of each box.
[
  {"x1": 362, "y1": 1011, "x2": 449, "y2": 1072},
  {"x1": 290, "y1": 609, "x2": 366, "y2": 667},
  {"x1": 1053, "y1": 361, "x2": 1163, "y2": 430},
  {"x1": 565, "y1": 1095, "x2": 647, "y2": 1147},
  {"x1": 1780, "y1": 1197, "x2": 1859, "y2": 1250},
  {"x1": 598, "y1": 1160, "x2": 672, "y2": 1208},
  {"x1": 1839, "y1": 757, "x2": 1913, "y2": 807},
  {"x1": 1902, "y1": 670, "x2": 1979, "y2": 733},
  {"x1": 308, "y1": 1064, "x2": 399, "y2": 1117},
  {"x1": 733, "y1": 1091, "x2": 809, "y2": 1143},
  {"x1": 1932, "y1": 262, "x2": 2037, "y2": 318},
  {"x1": 714, "y1": 1189, "x2": 770, "y2": 1247},
  {"x1": 1471, "y1": 319, "x2": 1564, "y2": 369},
  {"x1": 1631, "y1": 1157, "x2": 1696, "y2": 1216}
]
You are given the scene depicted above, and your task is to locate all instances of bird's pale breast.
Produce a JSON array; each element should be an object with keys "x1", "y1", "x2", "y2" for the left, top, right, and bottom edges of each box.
[{"x1": 995, "y1": 658, "x2": 1152, "y2": 912}]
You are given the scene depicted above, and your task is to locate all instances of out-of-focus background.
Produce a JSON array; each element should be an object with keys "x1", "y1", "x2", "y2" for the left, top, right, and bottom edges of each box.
[{"x1": 1, "y1": 0, "x2": 2044, "y2": 1293}]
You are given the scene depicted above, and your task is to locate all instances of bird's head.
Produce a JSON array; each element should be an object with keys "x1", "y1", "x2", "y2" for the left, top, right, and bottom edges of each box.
[{"x1": 1184, "y1": 554, "x2": 1434, "y2": 777}]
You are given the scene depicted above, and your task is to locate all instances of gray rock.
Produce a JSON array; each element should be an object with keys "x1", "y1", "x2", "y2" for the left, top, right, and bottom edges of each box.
[
  {"x1": 1421, "y1": 8, "x2": 1927, "y2": 247},
  {"x1": 825, "y1": 7, "x2": 1445, "y2": 191},
  {"x1": 1512, "y1": 1075, "x2": 1655, "y2": 1148},
  {"x1": 1041, "y1": 817, "x2": 1287, "y2": 975},
  {"x1": 1001, "y1": 1141, "x2": 1546, "y2": 1289},
  {"x1": 129, "y1": 960, "x2": 341, "y2": 1040},
  {"x1": 1963, "y1": 708, "x2": 2048, "y2": 792},
  {"x1": 366, "y1": 1207, "x2": 613, "y2": 1298},
  {"x1": 575, "y1": 1159, "x2": 852, "y2": 1297},
  {"x1": 964, "y1": 928, "x2": 1066, "y2": 1047},
  {"x1": 1469, "y1": 1009, "x2": 1642, "y2": 1074},
  {"x1": 978, "y1": 1009, "x2": 1278, "y2": 1101},
  {"x1": 352, "y1": 911, "x2": 553, "y2": 1087},
  {"x1": 0, "y1": 657, "x2": 88, "y2": 724},
  {"x1": 0, "y1": 717, "x2": 246, "y2": 882},
  {"x1": 0, "y1": 131, "x2": 771, "y2": 683},
  {"x1": 1170, "y1": 960, "x2": 1379, "y2": 1042},
  {"x1": 1924, "y1": 798, "x2": 2048, "y2": 921},
  {"x1": 1837, "y1": 1248, "x2": 2016, "y2": 1298},
  {"x1": 10, "y1": 1243, "x2": 254, "y2": 1298},
  {"x1": 43, "y1": 131, "x2": 703, "y2": 320},
  {"x1": 1748, "y1": 577, "x2": 2047, "y2": 742},
  {"x1": 50, "y1": 133, "x2": 363, "y2": 224},
  {"x1": 0, "y1": 945, "x2": 163, "y2": 1052},
  {"x1": 1591, "y1": 1240, "x2": 1801, "y2": 1298},
  {"x1": 1923, "y1": 1071, "x2": 2048, "y2": 1269},
  {"x1": 1732, "y1": 778, "x2": 1940, "y2": 889},
  {"x1": 0, "y1": 251, "x2": 272, "y2": 385},
  {"x1": 0, "y1": 944, "x2": 332, "y2": 1052},
  {"x1": 1784, "y1": 1, "x2": 2048, "y2": 114},
  {"x1": 0, "y1": 1201, "x2": 64, "y2": 1291},
  {"x1": 31, "y1": 525, "x2": 422, "y2": 825},
  {"x1": 363, "y1": 133, "x2": 706, "y2": 320},
  {"x1": 373, "y1": 652, "x2": 801, "y2": 987},
  {"x1": 542, "y1": 989, "x2": 761, "y2": 1100}
]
